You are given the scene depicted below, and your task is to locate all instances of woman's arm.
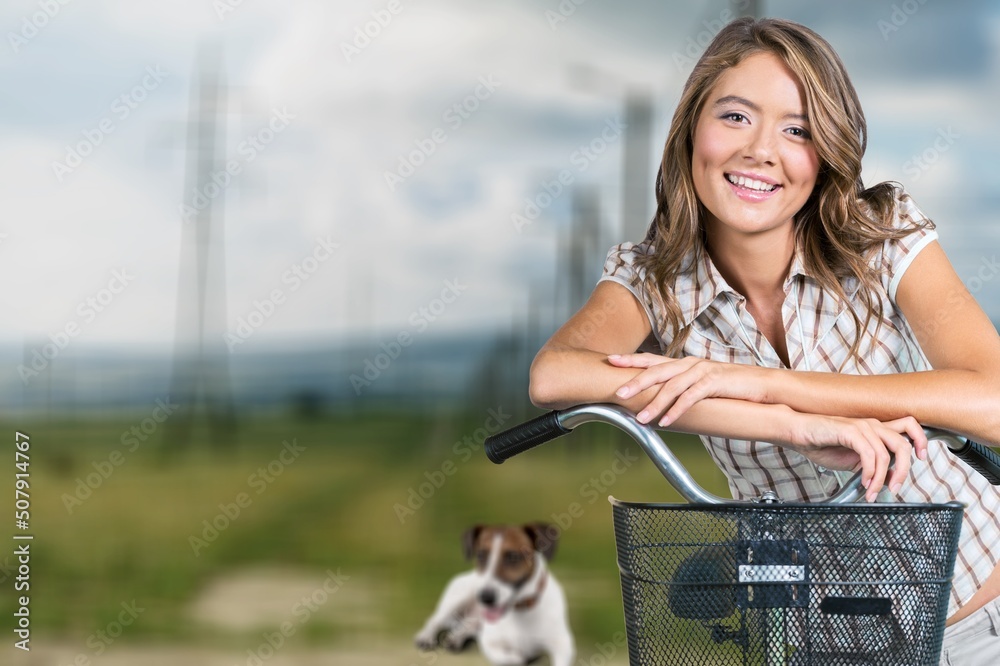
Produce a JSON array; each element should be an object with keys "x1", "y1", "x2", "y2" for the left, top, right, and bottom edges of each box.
[
  {"x1": 531, "y1": 281, "x2": 924, "y2": 499},
  {"x1": 768, "y1": 241, "x2": 1000, "y2": 442},
  {"x1": 611, "y1": 242, "x2": 1000, "y2": 445}
]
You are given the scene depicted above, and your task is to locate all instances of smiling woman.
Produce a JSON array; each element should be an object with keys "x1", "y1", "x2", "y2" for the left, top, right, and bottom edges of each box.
[{"x1": 527, "y1": 16, "x2": 1000, "y2": 664}]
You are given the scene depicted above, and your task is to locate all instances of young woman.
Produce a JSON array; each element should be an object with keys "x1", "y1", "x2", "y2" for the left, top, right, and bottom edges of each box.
[{"x1": 528, "y1": 17, "x2": 1000, "y2": 662}]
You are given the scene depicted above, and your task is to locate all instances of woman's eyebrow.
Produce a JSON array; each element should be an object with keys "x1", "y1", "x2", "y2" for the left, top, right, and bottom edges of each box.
[{"x1": 712, "y1": 95, "x2": 809, "y2": 122}]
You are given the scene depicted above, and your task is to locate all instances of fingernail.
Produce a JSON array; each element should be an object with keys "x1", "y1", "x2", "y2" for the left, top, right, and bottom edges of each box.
[
  {"x1": 637, "y1": 411, "x2": 649, "y2": 423},
  {"x1": 616, "y1": 386, "x2": 630, "y2": 398},
  {"x1": 890, "y1": 483, "x2": 902, "y2": 495},
  {"x1": 608, "y1": 354, "x2": 620, "y2": 360},
  {"x1": 658, "y1": 416, "x2": 671, "y2": 427},
  {"x1": 863, "y1": 478, "x2": 870, "y2": 489}
]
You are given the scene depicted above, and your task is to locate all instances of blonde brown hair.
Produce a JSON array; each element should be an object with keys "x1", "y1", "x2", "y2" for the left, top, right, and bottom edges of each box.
[{"x1": 639, "y1": 17, "x2": 931, "y2": 363}]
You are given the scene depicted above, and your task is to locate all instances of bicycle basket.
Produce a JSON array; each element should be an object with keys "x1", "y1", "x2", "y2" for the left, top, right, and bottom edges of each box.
[{"x1": 611, "y1": 499, "x2": 963, "y2": 665}]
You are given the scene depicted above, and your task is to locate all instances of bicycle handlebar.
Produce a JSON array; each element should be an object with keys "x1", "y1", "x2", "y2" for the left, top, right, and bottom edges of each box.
[
  {"x1": 931, "y1": 429, "x2": 1000, "y2": 486},
  {"x1": 484, "y1": 404, "x2": 1000, "y2": 504}
]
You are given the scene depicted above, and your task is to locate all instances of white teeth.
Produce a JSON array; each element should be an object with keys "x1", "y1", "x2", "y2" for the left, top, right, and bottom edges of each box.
[{"x1": 726, "y1": 174, "x2": 777, "y2": 192}]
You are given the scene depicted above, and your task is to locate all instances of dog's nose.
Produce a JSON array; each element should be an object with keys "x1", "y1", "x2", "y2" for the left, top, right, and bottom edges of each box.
[{"x1": 479, "y1": 588, "x2": 497, "y2": 607}]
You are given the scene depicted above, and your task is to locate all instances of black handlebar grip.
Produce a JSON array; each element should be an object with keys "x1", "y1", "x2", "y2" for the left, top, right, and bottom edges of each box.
[
  {"x1": 950, "y1": 439, "x2": 1000, "y2": 486},
  {"x1": 485, "y1": 411, "x2": 571, "y2": 464}
]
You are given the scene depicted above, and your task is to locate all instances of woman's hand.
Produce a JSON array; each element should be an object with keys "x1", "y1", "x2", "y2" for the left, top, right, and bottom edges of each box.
[
  {"x1": 784, "y1": 413, "x2": 928, "y2": 502},
  {"x1": 609, "y1": 353, "x2": 767, "y2": 425}
]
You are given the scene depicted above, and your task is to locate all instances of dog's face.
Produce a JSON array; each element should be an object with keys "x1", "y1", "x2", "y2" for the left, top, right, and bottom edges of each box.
[{"x1": 461, "y1": 523, "x2": 557, "y2": 622}]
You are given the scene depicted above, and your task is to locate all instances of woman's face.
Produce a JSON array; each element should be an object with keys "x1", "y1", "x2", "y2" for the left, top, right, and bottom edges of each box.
[{"x1": 691, "y1": 52, "x2": 820, "y2": 243}]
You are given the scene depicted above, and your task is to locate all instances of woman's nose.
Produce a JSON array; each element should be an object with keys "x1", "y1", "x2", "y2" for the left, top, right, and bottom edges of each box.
[{"x1": 744, "y1": 128, "x2": 776, "y2": 165}]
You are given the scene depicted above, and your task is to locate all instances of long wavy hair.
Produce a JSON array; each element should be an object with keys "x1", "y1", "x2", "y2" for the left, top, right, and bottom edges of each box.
[{"x1": 638, "y1": 17, "x2": 931, "y2": 364}]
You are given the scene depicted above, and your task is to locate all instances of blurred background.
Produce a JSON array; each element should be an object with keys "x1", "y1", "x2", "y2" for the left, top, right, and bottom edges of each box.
[{"x1": 1, "y1": 0, "x2": 997, "y2": 664}]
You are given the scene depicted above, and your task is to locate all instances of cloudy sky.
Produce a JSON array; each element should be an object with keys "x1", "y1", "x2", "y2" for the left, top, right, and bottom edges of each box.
[{"x1": 1, "y1": 0, "x2": 998, "y2": 358}]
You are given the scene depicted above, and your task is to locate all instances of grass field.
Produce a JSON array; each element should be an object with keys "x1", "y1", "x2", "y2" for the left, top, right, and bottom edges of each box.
[{"x1": 0, "y1": 407, "x2": 729, "y2": 661}]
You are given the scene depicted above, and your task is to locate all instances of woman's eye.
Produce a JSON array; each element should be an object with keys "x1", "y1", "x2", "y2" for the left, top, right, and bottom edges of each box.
[
  {"x1": 722, "y1": 112, "x2": 748, "y2": 123},
  {"x1": 787, "y1": 127, "x2": 812, "y2": 139}
]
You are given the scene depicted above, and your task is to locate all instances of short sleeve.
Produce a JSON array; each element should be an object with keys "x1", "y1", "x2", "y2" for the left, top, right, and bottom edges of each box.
[
  {"x1": 598, "y1": 242, "x2": 659, "y2": 338},
  {"x1": 880, "y1": 189, "x2": 938, "y2": 304}
]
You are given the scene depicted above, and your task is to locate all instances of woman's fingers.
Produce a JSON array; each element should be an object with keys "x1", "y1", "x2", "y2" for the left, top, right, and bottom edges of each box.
[
  {"x1": 613, "y1": 356, "x2": 698, "y2": 400},
  {"x1": 623, "y1": 361, "x2": 713, "y2": 424},
  {"x1": 884, "y1": 416, "x2": 928, "y2": 461},
  {"x1": 858, "y1": 417, "x2": 919, "y2": 497},
  {"x1": 607, "y1": 353, "x2": 668, "y2": 369},
  {"x1": 850, "y1": 423, "x2": 884, "y2": 502},
  {"x1": 796, "y1": 415, "x2": 917, "y2": 502},
  {"x1": 635, "y1": 379, "x2": 697, "y2": 424},
  {"x1": 850, "y1": 420, "x2": 913, "y2": 501},
  {"x1": 658, "y1": 380, "x2": 712, "y2": 426},
  {"x1": 881, "y1": 425, "x2": 914, "y2": 494}
]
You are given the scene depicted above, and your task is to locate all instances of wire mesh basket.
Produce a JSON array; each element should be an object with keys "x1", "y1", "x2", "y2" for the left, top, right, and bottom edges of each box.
[{"x1": 611, "y1": 499, "x2": 964, "y2": 666}]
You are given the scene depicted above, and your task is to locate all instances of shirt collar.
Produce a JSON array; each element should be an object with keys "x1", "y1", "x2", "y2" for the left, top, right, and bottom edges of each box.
[
  {"x1": 674, "y1": 243, "x2": 836, "y2": 326},
  {"x1": 675, "y1": 244, "x2": 811, "y2": 328},
  {"x1": 673, "y1": 249, "x2": 736, "y2": 329}
]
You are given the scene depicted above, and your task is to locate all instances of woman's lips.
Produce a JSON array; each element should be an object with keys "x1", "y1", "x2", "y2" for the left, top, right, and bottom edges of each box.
[{"x1": 724, "y1": 173, "x2": 782, "y2": 202}]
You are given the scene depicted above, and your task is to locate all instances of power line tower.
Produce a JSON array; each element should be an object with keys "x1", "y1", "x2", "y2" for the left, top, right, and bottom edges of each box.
[
  {"x1": 621, "y1": 91, "x2": 655, "y2": 244},
  {"x1": 739, "y1": 0, "x2": 762, "y2": 18},
  {"x1": 164, "y1": 43, "x2": 237, "y2": 454}
]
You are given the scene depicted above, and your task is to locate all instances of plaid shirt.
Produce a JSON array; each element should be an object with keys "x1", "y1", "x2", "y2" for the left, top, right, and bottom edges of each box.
[{"x1": 599, "y1": 190, "x2": 1000, "y2": 615}]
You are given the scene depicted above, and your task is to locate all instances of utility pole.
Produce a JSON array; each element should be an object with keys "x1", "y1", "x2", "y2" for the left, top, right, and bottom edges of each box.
[{"x1": 165, "y1": 43, "x2": 237, "y2": 454}]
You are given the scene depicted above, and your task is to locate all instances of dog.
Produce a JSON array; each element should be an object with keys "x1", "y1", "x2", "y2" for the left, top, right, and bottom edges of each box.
[{"x1": 414, "y1": 523, "x2": 575, "y2": 666}]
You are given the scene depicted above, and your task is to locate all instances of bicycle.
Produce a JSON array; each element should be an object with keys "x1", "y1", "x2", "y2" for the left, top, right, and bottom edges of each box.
[{"x1": 484, "y1": 404, "x2": 1000, "y2": 665}]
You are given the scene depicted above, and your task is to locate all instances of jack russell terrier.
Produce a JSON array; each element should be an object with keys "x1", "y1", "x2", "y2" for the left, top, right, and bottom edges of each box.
[{"x1": 414, "y1": 523, "x2": 575, "y2": 666}]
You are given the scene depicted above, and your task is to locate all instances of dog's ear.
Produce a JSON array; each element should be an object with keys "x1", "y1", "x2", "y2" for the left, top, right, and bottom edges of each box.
[
  {"x1": 461, "y1": 525, "x2": 484, "y2": 560},
  {"x1": 522, "y1": 522, "x2": 558, "y2": 561}
]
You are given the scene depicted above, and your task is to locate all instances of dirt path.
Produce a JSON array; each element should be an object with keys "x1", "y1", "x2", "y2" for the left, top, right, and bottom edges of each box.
[
  {"x1": 6, "y1": 567, "x2": 629, "y2": 665},
  {"x1": 1, "y1": 643, "x2": 630, "y2": 665}
]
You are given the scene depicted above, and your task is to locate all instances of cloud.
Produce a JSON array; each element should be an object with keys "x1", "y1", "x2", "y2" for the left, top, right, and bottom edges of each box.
[{"x1": 1, "y1": 0, "x2": 996, "y2": 354}]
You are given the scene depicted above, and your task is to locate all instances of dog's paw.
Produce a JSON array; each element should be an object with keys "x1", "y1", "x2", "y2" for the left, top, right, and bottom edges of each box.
[
  {"x1": 413, "y1": 629, "x2": 441, "y2": 651},
  {"x1": 442, "y1": 632, "x2": 476, "y2": 653}
]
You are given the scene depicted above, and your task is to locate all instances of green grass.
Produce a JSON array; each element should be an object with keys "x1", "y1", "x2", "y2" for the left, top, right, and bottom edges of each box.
[{"x1": 0, "y1": 409, "x2": 729, "y2": 649}]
